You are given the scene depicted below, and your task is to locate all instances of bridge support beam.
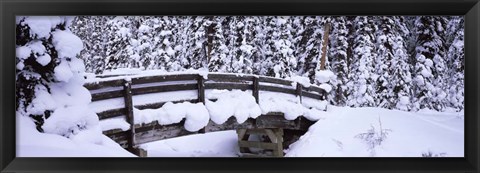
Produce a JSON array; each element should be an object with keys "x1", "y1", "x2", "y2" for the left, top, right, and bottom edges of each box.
[
  {"x1": 236, "y1": 128, "x2": 284, "y2": 157},
  {"x1": 128, "y1": 147, "x2": 148, "y2": 157}
]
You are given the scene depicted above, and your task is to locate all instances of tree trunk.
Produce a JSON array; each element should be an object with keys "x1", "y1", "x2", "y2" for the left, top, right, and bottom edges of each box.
[
  {"x1": 206, "y1": 16, "x2": 215, "y2": 64},
  {"x1": 320, "y1": 22, "x2": 331, "y2": 70}
]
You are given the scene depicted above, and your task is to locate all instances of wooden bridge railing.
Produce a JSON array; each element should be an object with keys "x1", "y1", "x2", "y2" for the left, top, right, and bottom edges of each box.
[{"x1": 84, "y1": 73, "x2": 326, "y2": 153}]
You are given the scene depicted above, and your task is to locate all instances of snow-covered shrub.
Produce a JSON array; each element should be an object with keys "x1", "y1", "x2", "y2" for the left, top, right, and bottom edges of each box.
[
  {"x1": 16, "y1": 16, "x2": 102, "y2": 143},
  {"x1": 421, "y1": 150, "x2": 447, "y2": 157},
  {"x1": 355, "y1": 117, "x2": 392, "y2": 156}
]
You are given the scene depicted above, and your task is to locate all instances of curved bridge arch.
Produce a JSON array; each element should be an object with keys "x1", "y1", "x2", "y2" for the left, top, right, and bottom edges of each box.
[{"x1": 85, "y1": 72, "x2": 327, "y2": 156}]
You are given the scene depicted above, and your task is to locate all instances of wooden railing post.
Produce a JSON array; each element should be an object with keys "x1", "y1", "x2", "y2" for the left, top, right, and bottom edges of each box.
[
  {"x1": 197, "y1": 75, "x2": 205, "y2": 104},
  {"x1": 253, "y1": 76, "x2": 260, "y2": 104},
  {"x1": 296, "y1": 83, "x2": 303, "y2": 103},
  {"x1": 197, "y1": 75, "x2": 206, "y2": 133},
  {"x1": 123, "y1": 79, "x2": 135, "y2": 151}
]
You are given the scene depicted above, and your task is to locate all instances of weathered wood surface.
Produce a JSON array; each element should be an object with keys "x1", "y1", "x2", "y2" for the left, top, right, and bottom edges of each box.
[
  {"x1": 123, "y1": 80, "x2": 136, "y2": 149},
  {"x1": 204, "y1": 83, "x2": 251, "y2": 91},
  {"x1": 237, "y1": 128, "x2": 284, "y2": 157},
  {"x1": 97, "y1": 108, "x2": 126, "y2": 120},
  {"x1": 131, "y1": 83, "x2": 197, "y2": 95},
  {"x1": 134, "y1": 99, "x2": 199, "y2": 110},
  {"x1": 207, "y1": 73, "x2": 254, "y2": 83},
  {"x1": 91, "y1": 90, "x2": 124, "y2": 101},
  {"x1": 85, "y1": 79, "x2": 124, "y2": 90},
  {"x1": 87, "y1": 73, "x2": 326, "y2": 154},
  {"x1": 103, "y1": 114, "x2": 314, "y2": 148},
  {"x1": 132, "y1": 74, "x2": 198, "y2": 84}
]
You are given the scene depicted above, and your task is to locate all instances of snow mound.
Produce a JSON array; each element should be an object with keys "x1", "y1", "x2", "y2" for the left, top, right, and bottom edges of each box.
[
  {"x1": 134, "y1": 102, "x2": 210, "y2": 132},
  {"x1": 206, "y1": 90, "x2": 261, "y2": 124},
  {"x1": 51, "y1": 30, "x2": 84, "y2": 59},
  {"x1": 315, "y1": 70, "x2": 335, "y2": 83},
  {"x1": 23, "y1": 16, "x2": 62, "y2": 38},
  {"x1": 286, "y1": 106, "x2": 464, "y2": 157},
  {"x1": 289, "y1": 75, "x2": 311, "y2": 88}
]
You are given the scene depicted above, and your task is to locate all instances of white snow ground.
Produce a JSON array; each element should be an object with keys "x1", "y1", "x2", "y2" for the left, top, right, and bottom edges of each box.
[
  {"x1": 138, "y1": 106, "x2": 464, "y2": 157},
  {"x1": 17, "y1": 105, "x2": 464, "y2": 157},
  {"x1": 16, "y1": 114, "x2": 136, "y2": 157}
]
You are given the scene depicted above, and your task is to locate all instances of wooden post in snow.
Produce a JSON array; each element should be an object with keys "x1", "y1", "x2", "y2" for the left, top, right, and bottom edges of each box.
[
  {"x1": 123, "y1": 79, "x2": 136, "y2": 152},
  {"x1": 197, "y1": 74, "x2": 206, "y2": 133},
  {"x1": 320, "y1": 22, "x2": 331, "y2": 70},
  {"x1": 253, "y1": 77, "x2": 260, "y2": 104}
]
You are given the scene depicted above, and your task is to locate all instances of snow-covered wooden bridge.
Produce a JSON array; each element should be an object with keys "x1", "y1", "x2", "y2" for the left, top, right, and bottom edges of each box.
[{"x1": 84, "y1": 72, "x2": 327, "y2": 157}]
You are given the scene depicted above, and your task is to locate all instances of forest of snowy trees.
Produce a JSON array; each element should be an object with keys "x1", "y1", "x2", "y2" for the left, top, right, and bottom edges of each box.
[{"x1": 69, "y1": 16, "x2": 464, "y2": 112}]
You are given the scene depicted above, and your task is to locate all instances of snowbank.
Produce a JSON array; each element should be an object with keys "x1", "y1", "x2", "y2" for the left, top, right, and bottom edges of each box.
[
  {"x1": 286, "y1": 106, "x2": 464, "y2": 157},
  {"x1": 205, "y1": 90, "x2": 261, "y2": 124},
  {"x1": 17, "y1": 114, "x2": 135, "y2": 157}
]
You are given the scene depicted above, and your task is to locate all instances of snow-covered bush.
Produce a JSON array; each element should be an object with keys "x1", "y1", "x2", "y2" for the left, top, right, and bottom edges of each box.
[
  {"x1": 16, "y1": 16, "x2": 102, "y2": 143},
  {"x1": 421, "y1": 150, "x2": 447, "y2": 157},
  {"x1": 355, "y1": 117, "x2": 392, "y2": 156}
]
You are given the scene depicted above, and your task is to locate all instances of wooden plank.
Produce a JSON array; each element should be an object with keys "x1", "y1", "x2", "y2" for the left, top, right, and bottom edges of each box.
[
  {"x1": 259, "y1": 85, "x2": 296, "y2": 95},
  {"x1": 84, "y1": 79, "x2": 124, "y2": 90},
  {"x1": 134, "y1": 99, "x2": 198, "y2": 110},
  {"x1": 245, "y1": 129, "x2": 268, "y2": 135},
  {"x1": 204, "y1": 83, "x2": 251, "y2": 91},
  {"x1": 123, "y1": 80, "x2": 136, "y2": 149},
  {"x1": 264, "y1": 129, "x2": 278, "y2": 143},
  {"x1": 135, "y1": 74, "x2": 197, "y2": 84},
  {"x1": 253, "y1": 77, "x2": 259, "y2": 103},
  {"x1": 207, "y1": 73, "x2": 254, "y2": 83},
  {"x1": 205, "y1": 118, "x2": 256, "y2": 132},
  {"x1": 102, "y1": 128, "x2": 126, "y2": 136},
  {"x1": 104, "y1": 130, "x2": 129, "y2": 148},
  {"x1": 273, "y1": 128, "x2": 284, "y2": 157},
  {"x1": 131, "y1": 74, "x2": 198, "y2": 85},
  {"x1": 306, "y1": 85, "x2": 326, "y2": 97},
  {"x1": 238, "y1": 141, "x2": 277, "y2": 150},
  {"x1": 236, "y1": 129, "x2": 247, "y2": 139},
  {"x1": 302, "y1": 91, "x2": 322, "y2": 100},
  {"x1": 91, "y1": 90, "x2": 124, "y2": 101},
  {"x1": 256, "y1": 114, "x2": 299, "y2": 129},
  {"x1": 134, "y1": 120, "x2": 198, "y2": 145},
  {"x1": 97, "y1": 108, "x2": 125, "y2": 120},
  {"x1": 240, "y1": 153, "x2": 271, "y2": 157},
  {"x1": 258, "y1": 76, "x2": 293, "y2": 86},
  {"x1": 131, "y1": 83, "x2": 197, "y2": 95}
]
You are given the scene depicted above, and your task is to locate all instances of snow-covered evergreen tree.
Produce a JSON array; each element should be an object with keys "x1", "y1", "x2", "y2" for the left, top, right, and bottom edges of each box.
[
  {"x1": 71, "y1": 16, "x2": 110, "y2": 74},
  {"x1": 149, "y1": 16, "x2": 181, "y2": 71},
  {"x1": 347, "y1": 16, "x2": 377, "y2": 107},
  {"x1": 65, "y1": 16, "x2": 464, "y2": 112},
  {"x1": 208, "y1": 16, "x2": 231, "y2": 72},
  {"x1": 104, "y1": 16, "x2": 135, "y2": 71},
  {"x1": 231, "y1": 16, "x2": 255, "y2": 74},
  {"x1": 16, "y1": 16, "x2": 100, "y2": 140},
  {"x1": 412, "y1": 16, "x2": 449, "y2": 111},
  {"x1": 264, "y1": 16, "x2": 296, "y2": 78},
  {"x1": 328, "y1": 16, "x2": 350, "y2": 106},
  {"x1": 295, "y1": 16, "x2": 323, "y2": 83},
  {"x1": 445, "y1": 16, "x2": 464, "y2": 111},
  {"x1": 181, "y1": 16, "x2": 209, "y2": 70},
  {"x1": 251, "y1": 16, "x2": 268, "y2": 76}
]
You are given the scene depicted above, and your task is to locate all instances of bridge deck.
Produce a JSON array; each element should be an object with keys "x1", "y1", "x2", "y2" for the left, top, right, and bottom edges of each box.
[{"x1": 85, "y1": 72, "x2": 325, "y2": 156}]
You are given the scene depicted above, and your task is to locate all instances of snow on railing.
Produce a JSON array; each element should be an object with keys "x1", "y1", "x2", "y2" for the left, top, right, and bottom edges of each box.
[{"x1": 84, "y1": 72, "x2": 327, "y2": 149}]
